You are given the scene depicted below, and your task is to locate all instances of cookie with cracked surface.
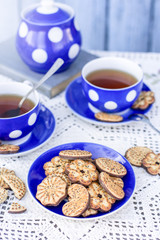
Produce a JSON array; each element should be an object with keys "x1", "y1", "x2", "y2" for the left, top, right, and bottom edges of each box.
[
  {"x1": 142, "y1": 152, "x2": 160, "y2": 175},
  {"x1": 99, "y1": 172, "x2": 125, "y2": 200},
  {"x1": 125, "y1": 146, "x2": 153, "y2": 166},
  {"x1": 1, "y1": 174, "x2": 26, "y2": 200},
  {"x1": 0, "y1": 144, "x2": 20, "y2": 154},
  {"x1": 95, "y1": 158, "x2": 127, "y2": 177},
  {"x1": 95, "y1": 112, "x2": 123, "y2": 122},
  {"x1": 43, "y1": 156, "x2": 70, "y2": 176},
  {"x1": 8, "y1": 202, "x2": 26, "y2": 213},
  {"x1": 62, "y1": 184, "x2": 89, "y2": 217},
  {"x1": 0, "y1": 186, "x2": 8, "y2": 204},
  {"x1": 59, "y1": 150, "x2": 92, "y2": 160},
  {"x1": 132, "y1": 91, "x2": 155, "y2": 110},
  {"x1": 0, "y1": 168, "x2": 15, "y2": 189},
  {"x1": 87, "y1": 182, "x2": 114, "y2": 212},
  {"x1": 36, "y1": 176, "x2": 67, "y2": 206},
  {"x1": 65, "y1": 159, "x2": 98, "y2": 186}
]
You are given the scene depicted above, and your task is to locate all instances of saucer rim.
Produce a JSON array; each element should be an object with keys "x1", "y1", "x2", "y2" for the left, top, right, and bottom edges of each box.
[{"x1": 0, "y1": 104, "x2": 56, "y2": 157}]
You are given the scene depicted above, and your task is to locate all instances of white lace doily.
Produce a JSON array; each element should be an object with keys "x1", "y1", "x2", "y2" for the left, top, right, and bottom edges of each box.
[{"x1": 0, "y1": 51, "x2": 160, "y2": 240}]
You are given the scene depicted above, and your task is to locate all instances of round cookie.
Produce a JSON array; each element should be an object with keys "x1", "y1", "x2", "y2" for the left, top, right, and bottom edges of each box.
[
  {"x1": 95, "y1": 158, "x2": 127, "y2": 177},
  {"x1": 99, "y1": 172, "x2": 125, "y2": 200},
  {"x1": 59, "y1": 150, "x2": 92, "y2": 160},
  {"x1": 62, "y1": 184, "x2": 89, "y2": 217},
  {"x1": 95, "y1": 112, "x2": 123, "y2": 122},
  {"x1": 36, "y1": 176, "x2": 67, "y2": 206},
  {"x1": 125, "y1": 146, "x2": 153, "y2": 166}
]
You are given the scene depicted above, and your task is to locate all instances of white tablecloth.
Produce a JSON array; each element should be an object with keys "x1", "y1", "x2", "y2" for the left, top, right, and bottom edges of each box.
[{"x1": 0, "y1": 51, "x2": 160, "y2": 240}]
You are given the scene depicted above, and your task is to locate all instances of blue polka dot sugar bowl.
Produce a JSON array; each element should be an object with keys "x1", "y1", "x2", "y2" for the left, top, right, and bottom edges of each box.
[
  {"x1": 0, "y1": 82, "x2": 41, "y2": 141},
  {"x1": 81, "y1": 57, "x2": 143, "y2": 113},
  {"x1": 16, "y1": 0, "x2": 82, "y2": 73}
]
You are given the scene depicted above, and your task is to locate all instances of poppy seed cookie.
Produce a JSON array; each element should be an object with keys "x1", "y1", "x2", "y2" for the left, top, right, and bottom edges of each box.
[
  {"x1": 59, "y1": 150, "x2": 92, "y2": 160},
  {"x1": 95, "y1": 158, "x2": 127, "y2": 177},
  {"x1": 99, "y1": 172, "x2": 125, "y2": 200},
  {"x1": 125, "y1": 146, "x2": 153, "y2": 166}
]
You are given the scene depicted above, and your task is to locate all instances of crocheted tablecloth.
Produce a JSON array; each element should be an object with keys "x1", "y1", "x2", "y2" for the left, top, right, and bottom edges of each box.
[{"x1": 0, "y1": 51, "x2": 160, "y2": 240}]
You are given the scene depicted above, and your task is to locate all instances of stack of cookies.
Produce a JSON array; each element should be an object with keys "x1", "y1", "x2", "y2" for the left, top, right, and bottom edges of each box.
[
  {"x1": 0, "y1": 167, "x2": 26, "y2": 213},
  {"x1": 125, "y1": 146, "x2": 160, "y2": 175},
  {"x1": 36, "y1": 150, "x2": 127, "y2": 218}
]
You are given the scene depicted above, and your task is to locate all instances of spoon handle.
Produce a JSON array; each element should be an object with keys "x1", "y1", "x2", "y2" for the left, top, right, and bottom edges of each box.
[
  {"x1": 19, "y1": 58, "x2": 64, "y2": 108},
  {"x1": 133, "y1": 114, "x2": 160, "y2": 134},
  {"x1": 144, "y1": 119, "x2": 160, "y2": 134}
]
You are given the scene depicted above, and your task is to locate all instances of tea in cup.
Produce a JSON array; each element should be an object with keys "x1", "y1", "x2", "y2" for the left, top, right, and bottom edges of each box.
[
  {"x1": 0, "y1": 81, "x2": 40, "y2": 141},
  {"x1": 81, "y1": 57, "x2": 143, "y2": 113}
]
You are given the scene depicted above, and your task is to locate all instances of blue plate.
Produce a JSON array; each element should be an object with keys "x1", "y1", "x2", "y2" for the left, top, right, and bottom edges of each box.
[
  {"x1": 27, "y1": 142, "x2": 135, "y2": 220},
  {"x1": 65, "y1": 77, "x2": 153, "y2": 125},
  {"x1": 1, "y1": 105, "x2": 55, "y2": 157}
]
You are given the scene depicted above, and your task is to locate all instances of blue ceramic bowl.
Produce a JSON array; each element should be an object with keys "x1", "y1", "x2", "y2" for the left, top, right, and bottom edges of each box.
[
  {"x1": 16, "y1": 1, "x2": 82, "y2": 73},
  {"x1": 27, "y1": 142, "x2": 135, "y2": 220},
  {"x1": 0, "y1": 82, "x2": 40, "y2": 141},
  {"x1": 82, "y1": 57, "x2": 143, "y2": 113}
]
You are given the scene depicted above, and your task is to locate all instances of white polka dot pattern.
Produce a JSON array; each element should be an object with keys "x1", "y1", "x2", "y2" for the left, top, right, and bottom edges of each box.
[
  {"x1": 74, "y1": 18, "x2": 80, "y2": 31},
  {"x1": 28, "y1": 113, "x2": 37, "y2": 126},
  {"x1": 9, "y1": 130, "x2": 22, "y2": 139},
  {"x1": 88, "y1": 103, "x2": 99, "y2": 113},
  {"x1": 126, "y1": 90, "x2": 137, "y2": 102},
  {"x1": 104, "y1": 101, "x2": 118, "y2": 110},
  {"x1": 68, "y1": 44, "x2": 80, "y2": 59},
  {"x1": 32, "y1": 49, "x2": 48, "y2": 63},
  {"x1": 19, "y1": 22, "x2": 28, "y2": 38},
  {"x1": 48, "y1": 27, "x2": 63, "y2": 43},
  {"x1": 88, "y1": 90, "x2": 99, "y2": 101}
]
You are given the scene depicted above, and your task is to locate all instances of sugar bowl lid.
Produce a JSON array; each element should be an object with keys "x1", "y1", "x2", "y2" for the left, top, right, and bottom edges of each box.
[{"x1": 22, "y1": 0, "x2": 74, "y2": 25}]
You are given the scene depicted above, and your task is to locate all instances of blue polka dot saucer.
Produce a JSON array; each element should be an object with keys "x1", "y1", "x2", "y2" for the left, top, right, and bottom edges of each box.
[
  {"x1": 16, "y1": 0, "x2": 81, "y2": 73},
  {"x1": 0, "y1": 105, "x2": 55, "y2": 157},
  {"x1": 65, "y1": 77, "x2": 153, "y2": 126}
]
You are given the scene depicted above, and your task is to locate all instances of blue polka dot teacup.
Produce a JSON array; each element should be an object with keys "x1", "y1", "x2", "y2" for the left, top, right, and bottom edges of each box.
[
  {"x1": 0, "y1": 82, "x2": 41, "y2": 141},
  {"x1": 81, "y1": 57, "x2": 143, "y2": 113},
  {"x1": 16, "y1": 0, "x2": 81, "y2": 73}
]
